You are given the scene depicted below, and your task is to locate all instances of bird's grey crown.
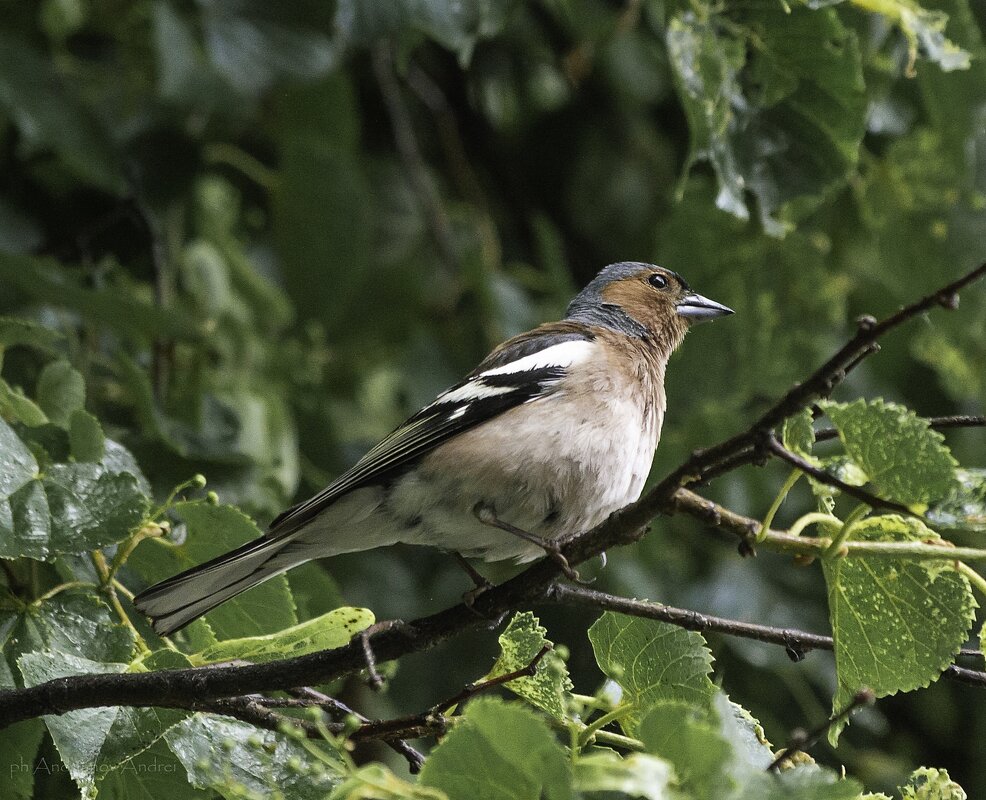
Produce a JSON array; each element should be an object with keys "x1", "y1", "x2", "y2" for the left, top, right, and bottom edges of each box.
[{"x1": 565, "y1": 261, "x2": 684, "y2": 338}]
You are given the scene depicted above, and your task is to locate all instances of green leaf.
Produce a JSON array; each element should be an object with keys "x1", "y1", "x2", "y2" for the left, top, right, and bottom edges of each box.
[
  {"x1": 821, "y1": 400, "x2": 958, "y2": 508},
  {"x1": 735, "y1": 767, "x2": 866, "y2": 800},
  {"x1": 639, "y1": 693, "x2": 861, "y2": 799},
  {"x1": 1, "y1": 591, "x2": 136, "y2": 678},
  {"x1": 165, "y1": 714, "x2": 343, "y2": 800},
  {"x1": 485, "y1": 611, "x2": 573, "y2": 719},
  {"x1": 327, "y1": 764, "x2": 448, "y2": 800},
  {"x1": 852, "y1": 0, "x2": 971, "y2": 74},
  {"x1": 0, "y1": 658, "x2": 45, "y2": 800},
  {"x1": 36, "y1": 360, "x2": 85, "y2": 428},
  {"x1": 667, "y1": 5, "x2": 866, "y2": 235},
  {"x1": 287, "y1": 561, "x2": 344, "y2": 621},
  {"x1": 419, "y1": 697, "x2": 571, "y2": 800},
  {"x1": 928, "y1": 469, "x2": 986, "y2": 532},
  {"x1": 588, "y1": 613, "x2": 716, "y2": 735},
  {"x1": 639, "y1": 700, "x2": 733, "y2": 798},
  {"x1": 189, "y1": 606, "x2": 374, "y2": 665},
  {"x1": 336, "y1": 0, "x2": 508, "y2": 66},
  {"x1": 0, "y1": 439, "x2": 150, "y2": 561},
  {"x1": 0, "y1": 316, "x2": 62, "y2": 352},
  {"x1": 18, "y1": 653, "x2": 124, "y2": 800},
  {"x1": 0, "y1": 379, "x2": 48, "y2": 426},
  {"x1": 783, "y1": 409, "x2": 817, "y2": 461},
  {"x1": 273, "y1": 136, "x2": 373, "y2": 335},
  {"x1": 0, "y1": 254, "x2": 202, "y2": 342},
  {"x1": 18, "y1": 650, "x2": 187, "y2": 800},
  {"x1": 822, "y1": 515, "x2": 977, "y2": 744},
  {"x1": 899, "y1": 766, "x2": 968, "y2": 799},
  {"x1": 665, "y1": 13, "x2": 747, "y2": 220},
  {"x1": 573, "y1": 750, "x2": 673, "y2": 799},
  {"x1": 68, "y1": 410, "x2": 105, "y2": 463},
  {"x1": 0, "y1": 34, "x2": 124, "y2": 193},
  {"x1": 98, "y1": 738, "x2": 207, "y2": 800},
  {"x1": 128, "y1": 501, "x2": 296, "y2": 640},
  {"x1": 200, "y1": 0, "x2": 338, "y2": 96},
  {"x1": 715, "y1": 693, "x2": 775, "y2": 773},
  {"x1": 0, "y1": 416, "x2": 37, "y2": 501}
]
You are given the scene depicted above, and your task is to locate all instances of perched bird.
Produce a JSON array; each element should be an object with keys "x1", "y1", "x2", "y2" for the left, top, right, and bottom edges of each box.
[{"x1": 135, "y1": 262, "x2": 732, "y2": 634}]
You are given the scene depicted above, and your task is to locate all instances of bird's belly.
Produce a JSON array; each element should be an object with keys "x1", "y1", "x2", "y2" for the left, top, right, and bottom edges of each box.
[{"x1": 386, "y1": 390, "x2": 661, "y2": 562}]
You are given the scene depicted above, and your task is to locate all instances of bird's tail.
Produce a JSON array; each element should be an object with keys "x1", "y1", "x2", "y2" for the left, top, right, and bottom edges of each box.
[{"x1": 133, "y1": 533, "x2": 306, "y2": 636}]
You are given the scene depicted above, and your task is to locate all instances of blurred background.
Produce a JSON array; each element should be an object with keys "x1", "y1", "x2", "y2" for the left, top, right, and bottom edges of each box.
[{"x1": 1, "y1": 0, "x2": 985, "y2": 795}]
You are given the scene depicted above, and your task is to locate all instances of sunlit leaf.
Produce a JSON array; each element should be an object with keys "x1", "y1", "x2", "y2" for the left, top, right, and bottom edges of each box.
[
  {"x1": 485, "y1": 611, "x2": 573, "y2": 719},
  {"x1": 189, "y1": 606, "x2": 373, "y2": 665}
]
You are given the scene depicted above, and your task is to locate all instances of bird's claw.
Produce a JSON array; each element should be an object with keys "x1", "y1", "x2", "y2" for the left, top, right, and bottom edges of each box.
[{"x1": 542, "y1": 541, "x2": 589, "y2": 584}]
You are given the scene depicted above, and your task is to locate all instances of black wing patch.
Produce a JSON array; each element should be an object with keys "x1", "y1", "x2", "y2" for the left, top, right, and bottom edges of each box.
[
  {"x1": 474, "y1": 329, "x2": 593, "y2": 372},
  {"x1": 266, "y1": 352, "x2": 581, "y2": 538}
]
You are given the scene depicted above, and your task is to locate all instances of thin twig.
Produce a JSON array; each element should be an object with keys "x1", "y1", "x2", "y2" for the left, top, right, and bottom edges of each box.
[
  {"x1": 672, "y1": 487, "x2": 986, "y2": 563},
  {"x1": 346, "y1": 644, "x2": 552, "y2": 744},
  {"x1": 768, "y1": 688, "x2": 875, "y2": 771},
  {"x1": 816, "y1": 415, "x2": 986, "y2": 443},
  {"x1": 764, "y1": 433, "x2": 914, "y2": 516},
  {"x1": 434, "y1": 644, "x2": 551, "y2": 715},
  {"x1": 655, "y1": 262, "x2": 986, "y2": 495},
  {"x1": 288, "y1": 686, "x2": 425, "y2": 773},
  {"x1": 548, "y1": 585, "x2": 986, "y2": 687}
]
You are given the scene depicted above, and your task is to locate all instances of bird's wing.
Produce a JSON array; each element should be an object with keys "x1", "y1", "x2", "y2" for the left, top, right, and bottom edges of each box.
[{"x1": 267, "y1": 327, "x2": 596, "y2": 537}]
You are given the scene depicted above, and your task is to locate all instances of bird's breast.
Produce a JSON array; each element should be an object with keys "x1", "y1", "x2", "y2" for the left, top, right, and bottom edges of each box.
[{"x1": 388, "y1": 361, "x2": 666, "y2": 561}]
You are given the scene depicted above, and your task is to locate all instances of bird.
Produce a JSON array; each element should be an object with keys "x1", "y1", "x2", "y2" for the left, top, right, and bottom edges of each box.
[{"x1": 134, "y1": 262, "x2": 732, "y2": 635}]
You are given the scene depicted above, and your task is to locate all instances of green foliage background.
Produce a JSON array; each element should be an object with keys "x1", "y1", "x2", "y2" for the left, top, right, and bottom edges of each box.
[{"x1": 1, "y1": 0, "x2": 985, "y2": 798}]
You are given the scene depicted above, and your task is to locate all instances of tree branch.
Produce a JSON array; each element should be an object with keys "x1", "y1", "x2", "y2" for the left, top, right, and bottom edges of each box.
[
  {"x1": 1, "y1": 263, "x2": 984, "y2": 728},
  {"x1": 548, "y1": 585, "x2": 986, "y2": 688},
  {"x1": 764, "y1": 433, "x2": 914, "y2": 516},
  {"x1": 768, "y1": 688, "x2": 875, "y2": 772}
]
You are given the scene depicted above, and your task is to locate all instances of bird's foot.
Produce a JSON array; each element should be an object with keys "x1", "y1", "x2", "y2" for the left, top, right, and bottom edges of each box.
[
  {"x1": 452, "y1": 552, "x2": 496, "y2": 617},
  {"x1": 472, "y1": 503, "x2": 587, "y2": 584}
]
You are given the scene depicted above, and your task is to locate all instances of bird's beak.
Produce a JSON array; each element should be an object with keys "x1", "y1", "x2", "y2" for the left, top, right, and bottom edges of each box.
[{"x1": 676, "y1": 293, "x2": 734, "y2": 323}]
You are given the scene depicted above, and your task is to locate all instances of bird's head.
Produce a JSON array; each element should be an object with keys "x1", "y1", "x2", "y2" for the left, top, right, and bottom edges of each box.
[{"x1": 565, "y1": 262, "x2": 733, "y2": 352}]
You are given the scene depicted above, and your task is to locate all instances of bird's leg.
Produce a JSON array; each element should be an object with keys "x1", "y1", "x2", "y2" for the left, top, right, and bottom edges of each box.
[
  {"x1": 452, "y1": 552, "x2": 494, "y2": 608},
  {"x1": 472, "y1": 503, "x2": 585, "y2": 583}
]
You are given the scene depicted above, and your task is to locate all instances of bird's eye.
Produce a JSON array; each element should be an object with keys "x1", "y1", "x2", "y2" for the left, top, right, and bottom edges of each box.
[{"x1": 648, "y1": 273, "x2": 668, "y2": 289}]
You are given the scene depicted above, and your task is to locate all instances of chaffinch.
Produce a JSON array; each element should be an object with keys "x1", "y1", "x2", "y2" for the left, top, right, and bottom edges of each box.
[{"x1": 135, "y1": 262, "x2": 732, "y2": 634}]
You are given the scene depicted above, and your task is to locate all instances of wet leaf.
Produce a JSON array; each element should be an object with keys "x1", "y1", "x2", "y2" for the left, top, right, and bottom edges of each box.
[
  {"x1": 0, "y1": 439, "x2": 150, "y2": 561},
  {"x1": 166, "y1": 714, "x2": 343, "y2": 800},
  {"x1": 667, "y1": 5, "x2": 866, "y2": 234},
  {"x1": 927, "y1": 468, "x2": 986, "y2": 532}
]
